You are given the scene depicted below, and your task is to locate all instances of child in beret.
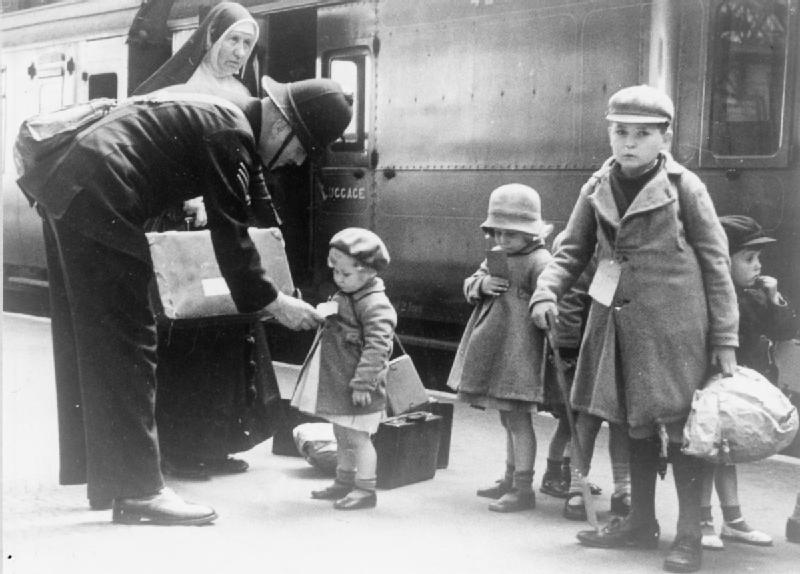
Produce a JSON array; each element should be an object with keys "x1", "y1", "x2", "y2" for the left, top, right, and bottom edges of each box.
[{"x1": 292, "y1": 227, "x2": 397, "y2": 510}]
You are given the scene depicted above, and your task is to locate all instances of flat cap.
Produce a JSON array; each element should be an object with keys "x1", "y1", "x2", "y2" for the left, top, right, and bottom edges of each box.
[
  {"x1": 329, "y1": 227, "x2": 390, "y2": 271},
  {"x1": 719, "y1": 215, "x2": 776, "y2": 254},
  {"x1": 606, "y1": 85, "x2": 674, "y2": 124}
]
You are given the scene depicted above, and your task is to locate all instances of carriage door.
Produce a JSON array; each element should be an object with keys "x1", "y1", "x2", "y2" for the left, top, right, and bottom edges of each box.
[{"x1": 310, "y1": 3, "x2": 377, "y2": 301}]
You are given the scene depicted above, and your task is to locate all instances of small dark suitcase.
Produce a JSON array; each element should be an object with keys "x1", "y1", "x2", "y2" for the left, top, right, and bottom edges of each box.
[
  {"x1": 420, "y1": 400, "x2": 453, "y2": 469},
  {"x1": 271, "y1": 400, "x2": 327, "y2": 456},
  {"x1": 375, "y1": 412, "x2": 441, "y2": 489}
]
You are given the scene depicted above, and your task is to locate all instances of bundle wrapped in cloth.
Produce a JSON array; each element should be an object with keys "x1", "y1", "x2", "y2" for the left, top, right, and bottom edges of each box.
[{"x1": 683, "y1": 366, "x2": 798, "y2": 464}]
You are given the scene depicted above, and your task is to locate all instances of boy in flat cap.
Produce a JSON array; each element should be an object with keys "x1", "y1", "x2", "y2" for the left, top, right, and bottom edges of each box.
[
  {"x1": 530, "y1": 85, "x2": 738, "y2": 572},
  {"x1": 699, "y1": 215, "x2": 798, "y2": 551},
  {"x1": 292, "y1": 228, "x2": 397, "y2": 510}
]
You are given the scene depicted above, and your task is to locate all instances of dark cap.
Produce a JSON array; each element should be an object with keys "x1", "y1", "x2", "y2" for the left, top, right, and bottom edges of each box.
[
  {"x1": 606, "y1": 85, "x2": 674, "y2": 124},
  {"x1": 261, "y1": 76, "x2": 353, "y2": 157},
  {"x1": 329, "y1": 227, "x2": 390, "y2": 272},
  {"x1": 719, "y1": 215, "x2": 776, "y2": 254}
]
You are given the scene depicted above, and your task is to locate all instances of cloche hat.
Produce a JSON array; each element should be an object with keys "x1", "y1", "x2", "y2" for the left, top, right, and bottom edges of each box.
[{"x1": 481, "y1": 184, "x2": 543, "y2": 236}]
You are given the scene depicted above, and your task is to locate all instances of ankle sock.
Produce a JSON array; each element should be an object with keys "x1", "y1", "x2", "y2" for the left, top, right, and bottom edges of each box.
[
  {"x1": 612, "y1": 461, "x2": 630, "y2": 498},
  {"x1": 701, "y1": 505, "x2": 713, "y2": 523},
  {"x1": 354, "y1": 476, "x2": 377, "y2": 492},
  {"x1": 512, "y1": 470, "x2": 534, "y2": 493},
  {"x1": 721, "y1": 505, "x2": 742, "y2": 523},
  {"x1": 335, "y1": 468, "x2": 356, "y2": 486}
]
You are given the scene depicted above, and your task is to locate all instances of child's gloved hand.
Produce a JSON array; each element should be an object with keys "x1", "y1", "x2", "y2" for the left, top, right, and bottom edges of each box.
[
  {"x1": 481, "y1": 276, "x2": 509, "y2": 296},
  {"x1": 352, "y1": 390, "x2": 372, "y2": 407}
]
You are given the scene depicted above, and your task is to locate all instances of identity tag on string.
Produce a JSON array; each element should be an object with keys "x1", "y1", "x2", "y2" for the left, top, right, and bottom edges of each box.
[
  {"x1": 587, "y1": 259, "x2": 621, "y2": 307},
  {"x1": 316, "y1": 301, "x2": 339, "y2": 317}
]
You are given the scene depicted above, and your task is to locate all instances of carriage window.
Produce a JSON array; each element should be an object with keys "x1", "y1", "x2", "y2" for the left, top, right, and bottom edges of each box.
[
  {"x1": 325, "y1": 51, "x2": 369, "y2": 151},
  {"x1": 708, "y1": 0, "x2": 789, "y2": 157}
]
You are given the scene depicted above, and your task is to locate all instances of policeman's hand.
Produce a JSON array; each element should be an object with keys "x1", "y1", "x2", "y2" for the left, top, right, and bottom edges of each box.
[
  {"x1": 530, "y1": 301, "x2": 557, "y2": 330},
  {"x1": 481, "y1": 276, "x2": 509, "y2": 296},
  {"x1": 352, "y1": 390, "x2": 372, "y2": 407},
  {"x1": 183, "y1": 197, "x2": 207, "y2": 228},
  {"x1": 264, "y1": 292, "x2": 324, "y2": 331},
  {"x1": 710, "y1": 345, "x2": 737, "y2": 377}
]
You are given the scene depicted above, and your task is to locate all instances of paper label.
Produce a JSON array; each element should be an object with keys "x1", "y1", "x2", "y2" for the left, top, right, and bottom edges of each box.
[
  {"x1": 316, "y1": 301, "x2": 339, "y2": 317},
  {"x1": 587, "y1": 259, "x2": 621, "y2": 307},
  {"x1": 201, "y1": 277, "x2": 230, "y2": 297}
]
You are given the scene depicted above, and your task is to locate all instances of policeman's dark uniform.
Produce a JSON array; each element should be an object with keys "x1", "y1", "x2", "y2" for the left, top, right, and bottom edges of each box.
[{"x1": 20, "y1": 97, "x2": 279, "y2": 504}]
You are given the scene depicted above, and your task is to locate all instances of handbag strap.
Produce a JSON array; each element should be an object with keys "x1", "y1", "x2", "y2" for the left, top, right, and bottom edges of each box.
[{"x1": 345, "y1": 293, "x2": 407, "y2": 357}]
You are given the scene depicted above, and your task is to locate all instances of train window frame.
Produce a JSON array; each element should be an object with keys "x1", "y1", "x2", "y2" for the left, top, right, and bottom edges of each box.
[
  {"x1": 699, "y1": 0, "x2": 796, "y2": 168},
  {"x1": 322, "y1": 48, "x2": 370, "y2": 153}
]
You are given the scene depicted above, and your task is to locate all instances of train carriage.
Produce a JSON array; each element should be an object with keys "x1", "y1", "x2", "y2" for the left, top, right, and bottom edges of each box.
[{"x1": 2, "y1": 0, "x2": 798, "y2": 371}]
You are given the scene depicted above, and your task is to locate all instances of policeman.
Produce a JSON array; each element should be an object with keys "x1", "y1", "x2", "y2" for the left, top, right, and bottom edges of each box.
[{"x1": 19, "y1": 77, "x2": 352, "y2": 525}]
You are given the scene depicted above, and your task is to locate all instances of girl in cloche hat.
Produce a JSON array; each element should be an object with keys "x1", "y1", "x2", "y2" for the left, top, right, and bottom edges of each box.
[{"x1": 447, "y1": 183, "x2": 553, "y2": 513}]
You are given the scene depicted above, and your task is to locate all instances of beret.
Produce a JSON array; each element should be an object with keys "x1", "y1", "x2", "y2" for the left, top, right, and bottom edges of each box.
[{"x1": 329, "y1": 227, "x2": 390, "y2": 271}]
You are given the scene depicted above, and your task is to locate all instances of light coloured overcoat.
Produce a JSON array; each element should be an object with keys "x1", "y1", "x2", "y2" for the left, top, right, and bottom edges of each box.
[
  {"x1": 531, "y1": 155, "x2": 738, "y2": 436},
  {"x1": 448, "y1": 242, "x2": 552, "y2": 402}
]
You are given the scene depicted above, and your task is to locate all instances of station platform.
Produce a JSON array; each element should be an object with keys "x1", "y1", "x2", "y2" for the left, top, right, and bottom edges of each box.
[{"x1": 3, "y1": 312, "x2": 799, "y2": 574}]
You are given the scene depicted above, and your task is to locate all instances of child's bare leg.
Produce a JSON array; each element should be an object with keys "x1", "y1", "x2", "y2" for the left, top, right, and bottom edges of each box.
[
  {"x1": 332, "y1": 426, "x2": 377, "y2": 510},
  {"x1": 541, "y1": 415, "x2": 571, "y2": 498},
  {"x1": 565, "y1": 413, "x2": 601, "y2": 518},
  {"x1": 489, "y1": 410, "x2": 536, "y2": 512},
  {"x1": 716, "y1": 464, "x2": 772, "y2": 546},
  {"x1": 698, "y1": 462, "x2": 725, "y2": 549},
  {"x1": 609, "y1": 423, "x2": 631, "y2": 515},
  {"x1": 477, "y1": 411, "x2": 514, "y2": 498},
  {"x1": 311, "y1": 424, "x2": 355, "y2": 500}
]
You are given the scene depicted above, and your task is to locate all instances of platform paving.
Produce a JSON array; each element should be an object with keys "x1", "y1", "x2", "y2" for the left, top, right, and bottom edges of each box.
[{"x1": 3, "y1": 312, "x2": 799, "y2": 574}]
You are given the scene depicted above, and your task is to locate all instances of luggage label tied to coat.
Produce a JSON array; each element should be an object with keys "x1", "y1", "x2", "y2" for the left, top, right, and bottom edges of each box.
[{"x1": 587, "y1": 259, "x2": 621, "y2": 307}]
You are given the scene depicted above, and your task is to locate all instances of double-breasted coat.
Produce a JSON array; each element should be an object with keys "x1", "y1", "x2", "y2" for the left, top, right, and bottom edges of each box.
[
  {"x1": 448, "y1": 241, "x2": 552, "y2": 404},
  {"x1": 531, "y1": 155, "x2": 738, "y2": 437}
]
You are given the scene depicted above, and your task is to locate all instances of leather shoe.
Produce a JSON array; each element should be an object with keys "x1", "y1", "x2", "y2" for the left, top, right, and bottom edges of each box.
[
  {"x1": 563, "y1": 492, "x2": 587, "y2": 521},
  {"x1": 664, "y1": 535, "x2": 702, "y2": 573},
  {"x1": 489, "y1": 489, "x2": 535, "y2": 512},
  {"x1": 333, "y1": 489, "x2": 377, "y2": 510},
  {"x1": 610, "y1": 492, "x2": 631, "y2": 517},
  {"x1": 89, "y1": 497, "x2": 113, "y2": 511},
  {"x1": 311, "y1": 482, "x2": 354, "y2": 500},
  {"x1": 161, "y1": 459, "x2": 210, "y2": 481},
  {"x1": 112, "y1": 487, "x2": 217, "y2": 525},
  {"x1": 203, "y1": 457, "x2": 249, "y2": 475},
  {"x1": 477, "y1": 479, "x2": 512, "y2": 499},
  {"x1": 577, "y1": 516, "x2": 660, "y2": 549}
]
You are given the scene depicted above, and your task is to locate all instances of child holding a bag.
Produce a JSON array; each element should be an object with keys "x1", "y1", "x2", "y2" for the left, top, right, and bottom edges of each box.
[
  {"x1": 292, "y1": 228, "x2": 397, "y2": 510},
  {"x1": 447, "y1": 183, "x2": 553, "y2": 513},
  {"x1": 699, "y1": 215, "x2": 799, "y2": 549},
  {"x1": 530, "y1": 85, "x2": 738, "y2": 573}
]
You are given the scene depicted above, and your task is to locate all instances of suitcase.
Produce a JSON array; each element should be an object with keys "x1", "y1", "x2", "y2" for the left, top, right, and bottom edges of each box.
[
  {"x1": 419, "y1": 400, "x2": 453, "y2": 469},
  {"x1": 375, "y1": 412, "x2": 441, "y2": 489},
  {"x1": 147, "y1": 227, "x2": 294, "y2": 321}
]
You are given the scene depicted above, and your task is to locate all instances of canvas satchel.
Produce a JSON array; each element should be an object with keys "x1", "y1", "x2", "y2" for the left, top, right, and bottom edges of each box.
[{"x1": 147, "y1": 227, "x2": 294, "y2": 320}]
